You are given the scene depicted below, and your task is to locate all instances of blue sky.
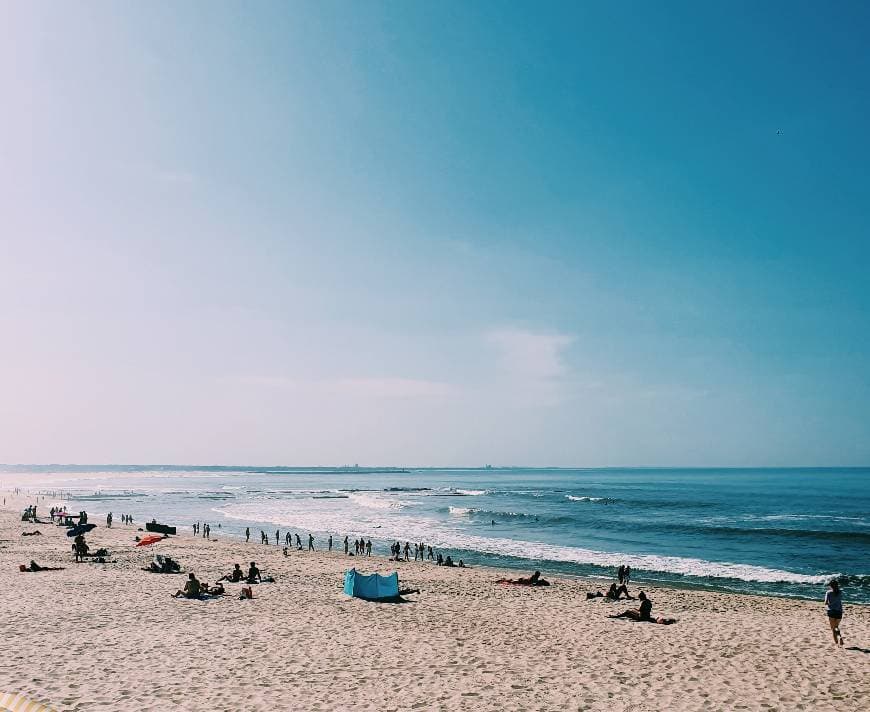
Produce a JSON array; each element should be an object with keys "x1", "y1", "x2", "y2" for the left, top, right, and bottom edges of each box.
[{"x1": 1, "y1": 1, "x2": 868, "y2": 465}]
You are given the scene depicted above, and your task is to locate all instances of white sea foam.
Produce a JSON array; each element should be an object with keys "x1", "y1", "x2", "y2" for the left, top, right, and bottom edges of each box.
[
  {"x1": 216, "y1": 500, "x2": 834, "y2": 585},
  {"x1": 347, "y1": 492, "x2": 413, "y2": 510},
  {"x1": 566, "y1": 495, "x2": 603, "y2": 502}
]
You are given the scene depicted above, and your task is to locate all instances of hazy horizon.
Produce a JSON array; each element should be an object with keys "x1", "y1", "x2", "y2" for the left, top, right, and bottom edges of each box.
[{"x1": 2, "y1": 2, "x2": 869, "y2": 467}]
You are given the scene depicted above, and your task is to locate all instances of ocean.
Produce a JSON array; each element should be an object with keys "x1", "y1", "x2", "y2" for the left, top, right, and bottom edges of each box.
[{"x1": 3, "y1": 466, "x2": 868, "y2": 604}]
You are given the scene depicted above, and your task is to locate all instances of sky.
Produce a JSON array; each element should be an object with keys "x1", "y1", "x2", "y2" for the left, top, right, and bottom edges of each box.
[{"x1": 1, "y1": 1, "x2": 869, "y2": 467}]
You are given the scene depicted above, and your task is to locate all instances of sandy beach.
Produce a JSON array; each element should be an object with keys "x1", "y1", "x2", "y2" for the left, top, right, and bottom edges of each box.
[{"x1": 1, "y1": 494, "x2": 867, "y2": 712}]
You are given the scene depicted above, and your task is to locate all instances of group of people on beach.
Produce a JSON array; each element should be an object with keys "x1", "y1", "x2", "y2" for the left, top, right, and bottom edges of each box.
[
  {"x1": 21, "y1": 505, "x2": 39, "y2": 522},
  {"x1": 173, "y1": 561, "x2": 269, "y2": 600},
  {"x1": 10, "y1": 496, "x2": 853, "y2": 647},
  {"x1": 104, "y1": 512, "x2": 134, "y2": 528}
]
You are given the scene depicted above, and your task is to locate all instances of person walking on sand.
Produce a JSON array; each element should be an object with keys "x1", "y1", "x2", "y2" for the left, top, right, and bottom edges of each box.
[
  {"x1": 106, "y1": 512, "x2": 112, "y2": 528},
  {"x1": 344, "y1": 536, "x2": 349, "y2": 554},
  {"x1": 825, "y1": 579, "x2": 844, "y2": 646},
  {"x1": 308, "y1": 534, "x2": 315, "y2": 551},
  {"x1": 296, "y1": 533, "x2": 302, "y2": 549},
  {"x1": 245, "y1": 527, "x2": 250, "y2": 543},
  {"x1": 286, "y1": 531, "x2": 291, "y2": 546},
  {"x1": 366, "y1": 540, "x2": 372, "y2": 556}
]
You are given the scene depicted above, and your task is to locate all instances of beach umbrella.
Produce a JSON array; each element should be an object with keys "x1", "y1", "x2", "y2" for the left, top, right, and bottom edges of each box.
[
  {"x1": 66, "y1": 523, "x2": 96, "y2": 538},
  {"x1": 136, "y1": 534, "x2": 163, "y2": 547},
  {"x1": 0, "y1": 691, "x2": 57, "y2": 712}
]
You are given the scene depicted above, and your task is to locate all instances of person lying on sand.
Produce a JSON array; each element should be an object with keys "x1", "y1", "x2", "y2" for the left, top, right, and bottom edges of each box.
[
  {"x1": 173, "y1": 573, "x2": 202, "y2": 599},
  {"x1": 20, "y1": 560, "x2": 65, "y2": 572},
  {"x1": 208, "y1": 582, "x2": 225, "y2": 595},
  {"x1": 587, "y1": 583, "x2": 633, "y2": 600},
  {"x1": 218, "y1": 563, "x2": 244, "y2": 582},
  {"x1": 608, "y1": 591, "x2": 676, "y2": 624},
  {"x1": 496, "y1": 570, "x2": 550, "y2": 586},
  {"x1": 21, "y1": 531, "x2": 42, "y2": 536}
]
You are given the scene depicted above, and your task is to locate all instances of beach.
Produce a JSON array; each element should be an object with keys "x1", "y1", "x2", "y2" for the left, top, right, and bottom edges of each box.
[{"x1": 2, "y1": 495, "x2": 868, "y2": 712}]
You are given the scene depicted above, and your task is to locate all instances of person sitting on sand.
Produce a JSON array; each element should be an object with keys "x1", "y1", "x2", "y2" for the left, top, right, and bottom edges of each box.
[
  {"x1": 173, "y1": 573, "x2": 201, "y2": 599},
  {"x1": 443, "y1": 556, "x2": 456, "y2": 567},
  {"x1": 219, "y1": 563, "x2": 244, "y2": 583},
  {"x1": 607, "y1": 591, "x2": 674, "y2": 623},
  {"x1": 459, "y1": 560, "x2": 468, "y2": 568},
  {"x1": 609, "y1": 590, "x2": 652, "y2": 620},
  {"x1": 208, "y1": 582, "x2": 225, "y2": 596},
  {"x1": 246, "y1": 562, "x2": 261, "y2": 584}
]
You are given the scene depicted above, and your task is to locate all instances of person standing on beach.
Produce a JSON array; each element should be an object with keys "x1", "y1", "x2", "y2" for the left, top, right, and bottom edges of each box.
[
  {"x1": 245, "y1": 527, "x2": 250, "y2": 542},
  {"x1": 366, "y1": 540, "x2": 371, "y2": 556},
  {"x1": 106, "y1": 512, "x2": 112, "y2": 528},
  {"x1": 625, "y1": 566, "x2": 631, "y2": 584},
  {"x1": 206, "y1": 524, "x2": 210, "y2": 539},
  {"x1": 328, "y1": 535, "x2": 333, "y2": 551},
  {"x1": 275, "y1": 530, "x2": 280, "y2": 546},
  {"x1": 296, "y1": 533, "x2": 302, "y2": 548},
  {"x1": 308, "y1": 534, "x2": 314, "y2": 551},
  {"x1": 617, "y1": 565, "x2": 625, "y2": 585},
  {"x1": 825, "y1": 580, "x2": 844, "y2": 646}
]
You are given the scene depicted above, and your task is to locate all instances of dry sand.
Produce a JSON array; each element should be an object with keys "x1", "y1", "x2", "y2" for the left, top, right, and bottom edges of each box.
[{"x1": 1, "y1": 493, "x2": 868, "y2": 711}]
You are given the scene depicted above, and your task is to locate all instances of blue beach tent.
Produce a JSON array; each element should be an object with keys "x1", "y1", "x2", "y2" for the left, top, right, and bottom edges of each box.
[{"x1": 343, "y1": 568, "x2": 399, "y2": 601}]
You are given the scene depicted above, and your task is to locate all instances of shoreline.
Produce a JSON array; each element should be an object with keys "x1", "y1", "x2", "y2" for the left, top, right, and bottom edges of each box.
[
  {"x1": 2, "y1": 493, "x2": 869, "y2": 711},
  {"x1": 2, "y1": 488, "x2": 862, "y2": 608}
]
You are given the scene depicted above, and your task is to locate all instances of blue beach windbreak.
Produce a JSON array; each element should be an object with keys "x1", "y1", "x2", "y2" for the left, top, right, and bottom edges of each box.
[{"x1": 343, "y1": 569, "x2": 399, "y2": 600}]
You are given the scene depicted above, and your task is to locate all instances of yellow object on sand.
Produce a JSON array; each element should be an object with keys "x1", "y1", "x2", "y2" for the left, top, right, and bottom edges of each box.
[{"x1": 0, "y1": 692, "x2": 55, "y2": 712}]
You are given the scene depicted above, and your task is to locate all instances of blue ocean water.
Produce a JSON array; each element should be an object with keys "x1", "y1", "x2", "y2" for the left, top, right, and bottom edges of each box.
[{"x1": 3, "y1": 466, "x2": 868, "y2": 603}]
